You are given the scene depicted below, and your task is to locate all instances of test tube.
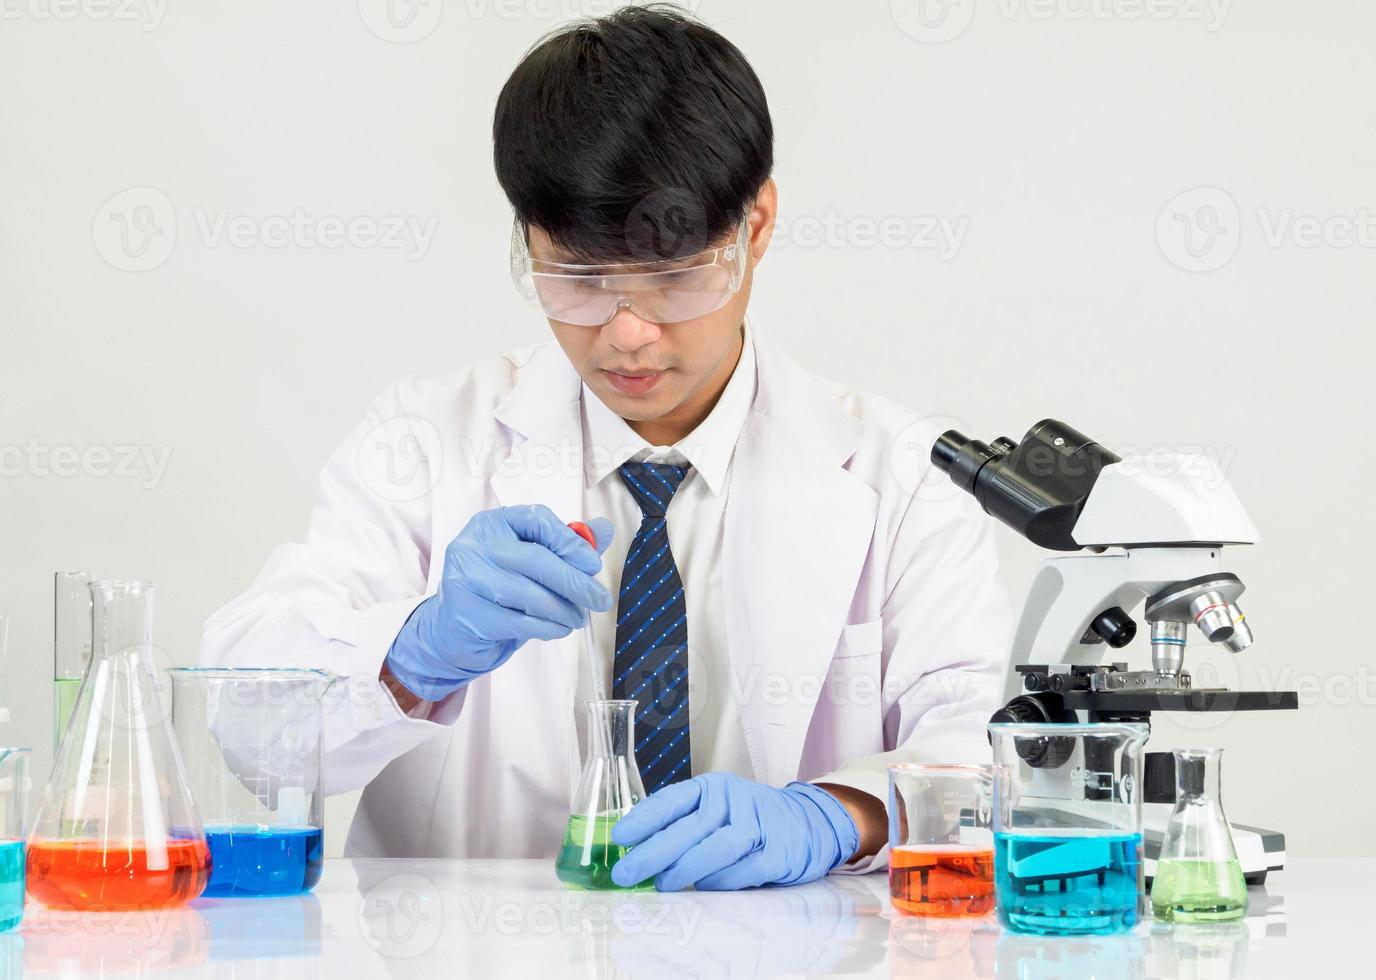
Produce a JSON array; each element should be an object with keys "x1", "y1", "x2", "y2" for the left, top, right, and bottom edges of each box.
[{"x1": 53, "y1": 571, "x2": 93, "y2": 750}]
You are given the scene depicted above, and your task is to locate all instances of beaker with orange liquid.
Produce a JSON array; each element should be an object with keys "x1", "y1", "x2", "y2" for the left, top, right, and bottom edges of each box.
[
  {"x1": 27, "y1": 581, "x2": 210, "y2": 911},
  {"x1": 888, "y1": 764, "x2": 996, "y2": 918}
]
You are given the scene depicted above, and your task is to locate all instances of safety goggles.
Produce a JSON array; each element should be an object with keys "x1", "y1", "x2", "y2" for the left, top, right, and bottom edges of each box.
[{"x1": 509, "y1": 214, "x2": 750, "y2": 326}]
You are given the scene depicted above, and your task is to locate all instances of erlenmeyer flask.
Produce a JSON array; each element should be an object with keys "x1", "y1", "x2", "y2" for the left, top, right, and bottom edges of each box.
[
  {"x1": 27, "y1": 581, "x2": 211, "y2": 910},
  {"x1": 1151, "y1": 748, "x2": 1247, "y2": 922},
  {"x1": 53, "y1": 571, "x2": 94, "y2": 750},
  {"x1": 555, "y1": 699, "x2": 652, "y2": 890}
]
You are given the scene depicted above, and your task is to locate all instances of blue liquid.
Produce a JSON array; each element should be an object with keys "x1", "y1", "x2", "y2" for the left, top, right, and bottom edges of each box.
[
  {"x1": 203, "y1": 826, "x2": 323, "y2": 898},
  {"x1": 0, "y1": 840, "x2": 23, "y2": 932},
  {"x1": 994, "y1": 832, "x2": 1141, "y2": 936}
]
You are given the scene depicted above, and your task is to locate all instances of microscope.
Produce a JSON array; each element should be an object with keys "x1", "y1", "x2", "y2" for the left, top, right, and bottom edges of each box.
[{"x1": 932, "y1": 420, "x2": 1296, "y2": 883}]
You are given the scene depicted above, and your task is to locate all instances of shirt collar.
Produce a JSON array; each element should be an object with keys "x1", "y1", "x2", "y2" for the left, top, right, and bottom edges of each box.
[{"x1": 582, "y1": 322, "x2": 758, "y2": 496}]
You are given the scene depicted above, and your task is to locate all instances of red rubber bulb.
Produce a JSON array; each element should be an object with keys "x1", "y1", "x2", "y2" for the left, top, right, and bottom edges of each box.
[{"x1": 567, "y1": 521, "x2": 596, "y2": 548}]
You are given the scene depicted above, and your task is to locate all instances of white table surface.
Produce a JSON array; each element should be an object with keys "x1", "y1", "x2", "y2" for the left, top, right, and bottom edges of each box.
[{"x1": 2, "y1": 858, "x2": 1368, "y2": 978}]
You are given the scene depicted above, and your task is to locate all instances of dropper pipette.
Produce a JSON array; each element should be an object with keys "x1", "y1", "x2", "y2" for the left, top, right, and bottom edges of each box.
[{"x1": 567, "y1": 522, "x2": 608, "y2": 700}]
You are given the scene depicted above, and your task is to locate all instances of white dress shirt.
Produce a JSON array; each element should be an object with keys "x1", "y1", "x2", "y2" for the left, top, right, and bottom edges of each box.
[{"x1": 573, "y1": 326, "x2": 758, "y2": 779}]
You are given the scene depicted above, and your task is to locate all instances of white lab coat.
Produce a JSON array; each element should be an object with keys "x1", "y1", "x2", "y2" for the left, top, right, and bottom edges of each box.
[{"x1": 200, "y1": 325, "x2": 1011, "y2": 873}]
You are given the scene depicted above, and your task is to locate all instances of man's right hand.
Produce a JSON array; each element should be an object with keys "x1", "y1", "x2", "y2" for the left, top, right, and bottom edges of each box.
[{"x1": 384, "y1": 505, "x2": 614, "y2": 702}]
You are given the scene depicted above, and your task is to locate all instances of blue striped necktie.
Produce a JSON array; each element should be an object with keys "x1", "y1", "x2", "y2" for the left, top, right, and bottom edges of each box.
[{"x1": 612, "y1": 459, "x2": 692, "y2": 795}]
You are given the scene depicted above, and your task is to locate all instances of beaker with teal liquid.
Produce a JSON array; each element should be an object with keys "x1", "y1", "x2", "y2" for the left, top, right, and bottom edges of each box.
[
  {"x1": 989, "y1": 722, "x2": 1148, "y2": 936},
  {"x1": 556, "y1": 699, "x2": 653, "y2": 890},
  {"x1": 0, "y1": 748, "x2": 30, "y2": 932}
]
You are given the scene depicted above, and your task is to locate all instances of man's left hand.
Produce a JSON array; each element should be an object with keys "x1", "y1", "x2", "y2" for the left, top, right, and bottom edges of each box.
[{"x1": 609, "y1": 773, "x2": 860, "y2": 891}]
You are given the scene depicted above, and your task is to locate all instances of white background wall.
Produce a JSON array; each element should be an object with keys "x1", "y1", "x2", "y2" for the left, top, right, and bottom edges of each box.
[{"x1": 2, "y1": 1, "x2": 1372, "y2": 858}]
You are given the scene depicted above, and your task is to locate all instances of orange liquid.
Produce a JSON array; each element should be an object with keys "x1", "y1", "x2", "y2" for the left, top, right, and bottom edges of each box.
[
  {"x1": 889, "y1": 844, "x2": 995, "y2": 917},
  {"x1": 26, "y1": 839, "x2": 212, "y2": 911}
]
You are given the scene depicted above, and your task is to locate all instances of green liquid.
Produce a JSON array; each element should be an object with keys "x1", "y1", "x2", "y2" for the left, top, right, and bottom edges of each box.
[
  {"x1": 1151, "y1": 859, "x2": 1248, "y2": 922},
  {"x1": 53, "y1": 677, "x2": 82, "y2": 750},
  {"x1": 555, "y1": 813, "x2": 653, "y2": 891}
]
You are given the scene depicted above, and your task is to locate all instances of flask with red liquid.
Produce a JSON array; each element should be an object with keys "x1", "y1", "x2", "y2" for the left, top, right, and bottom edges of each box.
[{"x1": 27, "y1": 581, "x2": 210, "y2": 910}]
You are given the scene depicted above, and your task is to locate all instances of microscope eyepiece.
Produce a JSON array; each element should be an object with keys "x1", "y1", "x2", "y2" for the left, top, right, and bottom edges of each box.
[
  {"x1": 930, "y1": 420, "x2": 1121, "y2": 551},
  {"x1": 931, "y1": 431, "x2": 1001, "y2": 495}
]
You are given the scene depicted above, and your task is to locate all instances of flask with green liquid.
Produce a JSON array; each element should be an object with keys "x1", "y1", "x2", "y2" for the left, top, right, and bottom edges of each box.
[
  {"x1": 1151, "y1": 747, "x2": 1248, "y2": 922},
  {"x1": 555, "y1": 699, "x2": 653, "y2": 891}
]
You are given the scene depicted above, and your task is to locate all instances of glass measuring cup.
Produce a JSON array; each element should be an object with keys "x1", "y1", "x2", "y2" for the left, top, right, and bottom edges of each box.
[
  {"x1": 888, "y1": 764, "x2": 996, "y2": 918},
  {"x1": 169, "y1": 667, "x2": 333, "y2": 897},
  {"x1": 0, "y1": 749, "x2": 31, "y2": 932},
  {"x1": 988, "y1": 722, "x2": 1148, "y2": 936}
]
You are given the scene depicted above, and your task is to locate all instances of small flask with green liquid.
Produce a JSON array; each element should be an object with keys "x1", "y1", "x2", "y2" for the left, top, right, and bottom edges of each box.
[
  {"x1": 1152, "y1": 748, "x2": 1248, "y2": 923},
  {"x1": 555, "y1": 699, "x2": 653, "y2": 891}
]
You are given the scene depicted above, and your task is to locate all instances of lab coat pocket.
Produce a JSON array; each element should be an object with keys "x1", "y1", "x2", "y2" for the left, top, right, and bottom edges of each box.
[
  {"x1": 800, "y1": 620, "x2": 885, "y2": 777},
  {"x1": 835, "y1": 619, "x2": 883, "y2": 660}
]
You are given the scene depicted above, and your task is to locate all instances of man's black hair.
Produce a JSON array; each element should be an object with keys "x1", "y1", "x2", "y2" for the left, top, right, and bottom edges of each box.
[{"x1": 493, "y1": 3, "x2": 773, "y2": 263}]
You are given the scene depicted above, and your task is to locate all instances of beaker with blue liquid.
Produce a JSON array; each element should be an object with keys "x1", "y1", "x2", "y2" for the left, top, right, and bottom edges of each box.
[
  {"x1": 988, "y1": 722, "x2": 1148, "y2": 936},
  {"x1": 169, "y1": 667, "x2": 333, "y2": 897},
  {"x1": 0, "y1": 749, "x2": 30, "y2": 932}
]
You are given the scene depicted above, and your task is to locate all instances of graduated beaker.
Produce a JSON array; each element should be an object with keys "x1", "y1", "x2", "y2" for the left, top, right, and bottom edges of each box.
[
  {"x1": 0, "y1": 749, "x2": 31, "y2": 932},
  {"x1": 1151, "y1": 748, "x2": 1248, "y2": 922},
  {"x1": 170, "y1": 667, "x2": 332, "y2": 897},
  {"x1": 555, "y1": 699, "x2": 652, "y2": 890},
  {"x1": 888, "y1": 764, "x2": 996, "y2": 917},
  {"x1": 28, "y1": 580, "x2": 210, "y2": 910},
  {"x1": 989, "y1": 722, "x2": 1148, "y2": 936}
]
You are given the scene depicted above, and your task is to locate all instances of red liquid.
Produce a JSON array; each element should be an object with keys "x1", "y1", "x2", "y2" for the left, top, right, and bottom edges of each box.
[
  {"x1": 889, "y1": 844, "x2": 995, "y2": 917},
  {"x1": 26, "y1": 839, "x2": 212, "y2": 910}
]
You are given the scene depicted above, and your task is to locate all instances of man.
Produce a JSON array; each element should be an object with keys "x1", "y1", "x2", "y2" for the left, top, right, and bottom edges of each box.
[{"x1": 202, "y1": 5, "x2": 1010, "y2": 891}]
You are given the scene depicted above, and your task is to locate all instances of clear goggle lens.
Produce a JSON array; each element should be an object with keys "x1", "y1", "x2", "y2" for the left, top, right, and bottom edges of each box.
[{"x1": 510, "y1": 216, "x2": 750, "y2": 326}]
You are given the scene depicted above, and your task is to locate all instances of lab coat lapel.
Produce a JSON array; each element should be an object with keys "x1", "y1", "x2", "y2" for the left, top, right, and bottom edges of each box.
[
  {"x1": 724, "y1": 334, "x2": 879, "y2": 787},
  {"x1": 490, "y1": 347, "x2": 586, "y2": 520}
]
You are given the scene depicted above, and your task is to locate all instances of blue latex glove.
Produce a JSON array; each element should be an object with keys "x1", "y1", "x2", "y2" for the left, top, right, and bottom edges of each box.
[
  {"x1": 609, "y1": 773, "x2": 860, "y2": 891},
  {"x1": 385, "y1": 505, "x2": 614, "y2": 701}
]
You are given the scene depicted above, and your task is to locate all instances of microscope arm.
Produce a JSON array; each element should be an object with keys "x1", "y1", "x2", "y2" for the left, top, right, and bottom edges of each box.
[{"x1": 1005, "y1": 548, "x2": 1230, "y2": 702}]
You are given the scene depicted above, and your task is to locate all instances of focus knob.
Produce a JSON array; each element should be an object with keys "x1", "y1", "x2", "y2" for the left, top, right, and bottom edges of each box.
[{"x1": 1090, "y1": 607, "x2": 1137, "y2": 649}]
